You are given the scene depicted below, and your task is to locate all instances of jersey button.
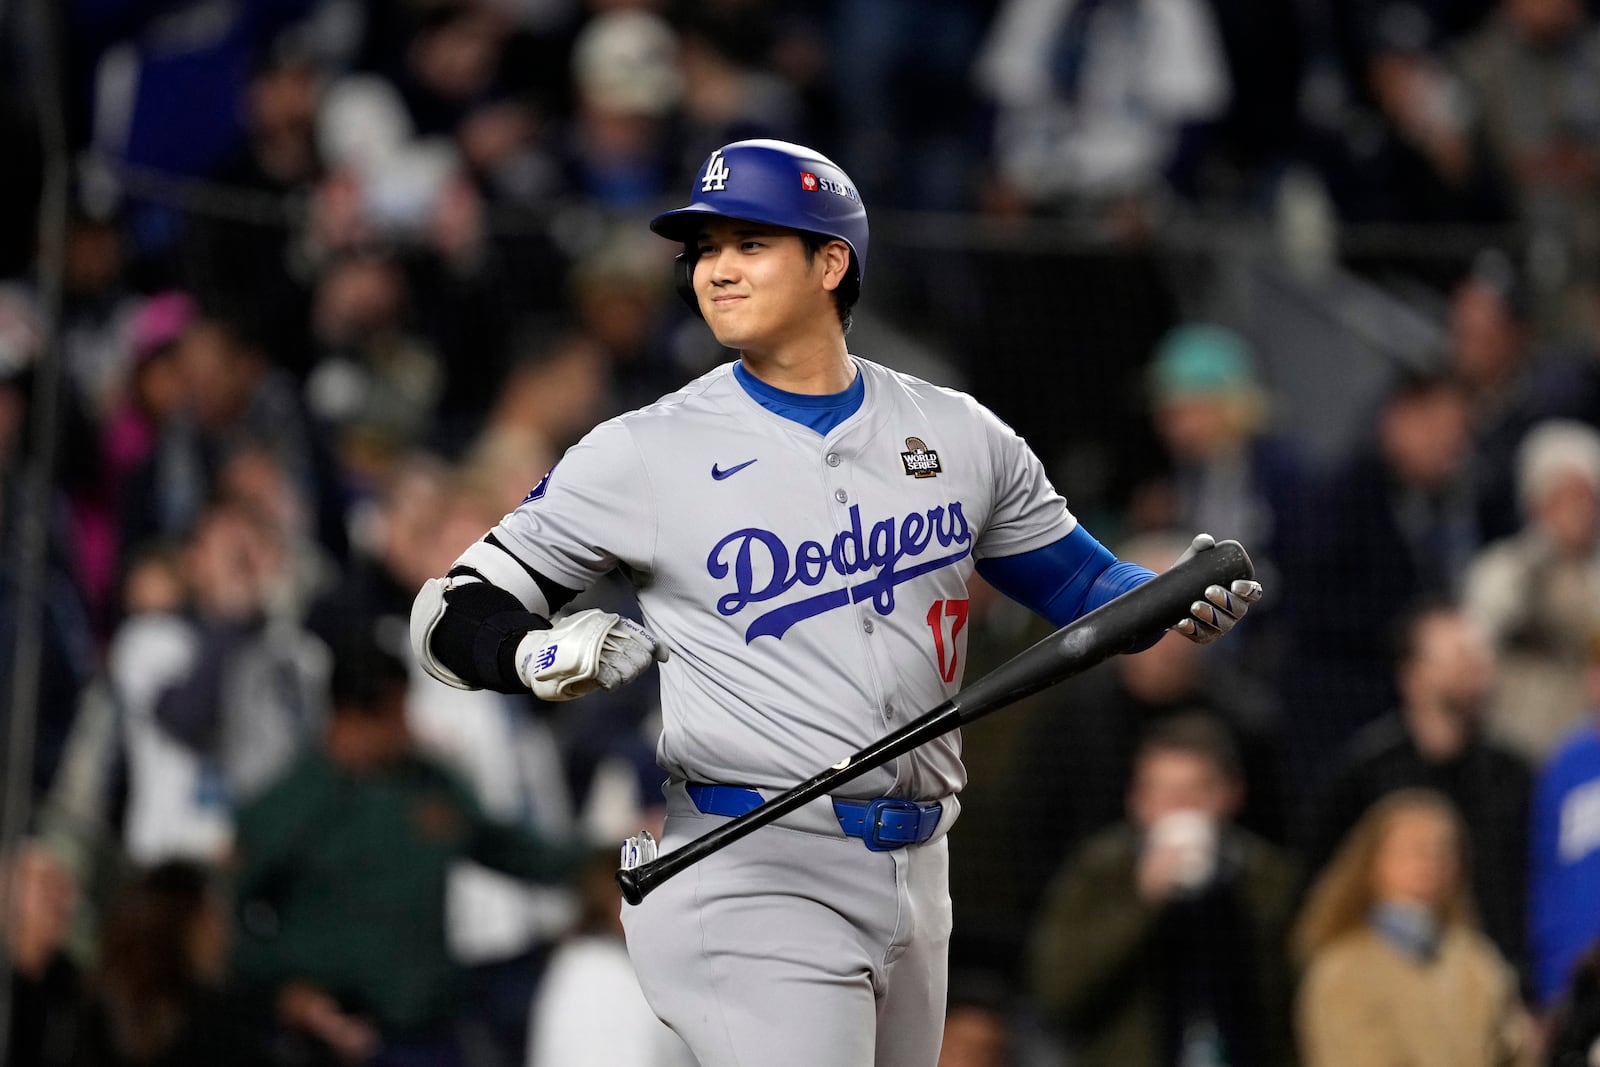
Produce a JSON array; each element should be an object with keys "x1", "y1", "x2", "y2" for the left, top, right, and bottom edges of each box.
[
  {"x1": 834, "y1": 488, "x2": 848, "y2": 503},
  {"x1": 863, "y1": 618, "x2": 875, "y2": 634},
  {"x1": 826, "y1": 452, "x2": 841, "y2": 467}
]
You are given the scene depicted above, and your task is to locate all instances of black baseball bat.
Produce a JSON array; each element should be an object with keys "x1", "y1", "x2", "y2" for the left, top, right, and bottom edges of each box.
[{"x1": 617, "y1": 539, "x2": 1254, "y2": 905}]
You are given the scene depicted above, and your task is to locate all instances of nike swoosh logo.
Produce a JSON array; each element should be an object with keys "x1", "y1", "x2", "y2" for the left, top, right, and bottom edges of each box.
[{"x1": 711, "y1": 459, "x2": 758, "y2": 480}]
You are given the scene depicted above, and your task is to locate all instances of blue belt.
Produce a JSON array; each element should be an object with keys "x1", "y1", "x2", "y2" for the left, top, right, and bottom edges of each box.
[{"x1": 685, "y1": 782, "x2": 943, "y2": 852}]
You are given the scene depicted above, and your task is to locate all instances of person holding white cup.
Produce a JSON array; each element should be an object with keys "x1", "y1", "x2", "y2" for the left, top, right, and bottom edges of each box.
[{"x1": 1029, "y1": 712, "x2": 1300, "y2": 1067}]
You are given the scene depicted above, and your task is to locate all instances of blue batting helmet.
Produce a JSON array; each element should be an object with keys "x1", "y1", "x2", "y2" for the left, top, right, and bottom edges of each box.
[{"x1": 650, "y1": 139, "x2": 869, "y2": 314}]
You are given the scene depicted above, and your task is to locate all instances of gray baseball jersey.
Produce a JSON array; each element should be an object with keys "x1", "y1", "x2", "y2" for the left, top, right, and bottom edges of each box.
[{"x1": 486, "y1": 356, "x2": 1076, "y2": 802}]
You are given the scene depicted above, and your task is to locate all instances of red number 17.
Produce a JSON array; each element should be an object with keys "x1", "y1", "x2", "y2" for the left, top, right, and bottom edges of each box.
[{"x1": 926, "y1": 598, "x2": 970, "y2": 683}]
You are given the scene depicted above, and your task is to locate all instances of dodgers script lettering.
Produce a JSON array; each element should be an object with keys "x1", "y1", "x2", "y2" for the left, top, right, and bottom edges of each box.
[{"x1": 707, "y1": 502, "x2": 972, "y2": 642}]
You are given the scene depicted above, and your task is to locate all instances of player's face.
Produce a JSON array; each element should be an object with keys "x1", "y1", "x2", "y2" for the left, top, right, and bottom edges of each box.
[{"x1": 692, "y1": 219, "x2": 843, "y2": 354}]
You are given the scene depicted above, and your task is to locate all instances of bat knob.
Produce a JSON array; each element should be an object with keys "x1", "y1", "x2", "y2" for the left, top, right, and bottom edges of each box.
[{"x1": 616, "y1": 868, "x2": 645, "y2": 906}]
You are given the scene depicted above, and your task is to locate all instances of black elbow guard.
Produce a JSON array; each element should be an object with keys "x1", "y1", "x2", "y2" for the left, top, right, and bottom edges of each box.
[{"x1": 432, "y1": 577, "x2": 550, "y2": 694}]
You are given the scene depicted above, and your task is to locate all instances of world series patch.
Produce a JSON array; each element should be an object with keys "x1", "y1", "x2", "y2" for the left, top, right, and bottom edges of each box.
[{"x1": 901, "y1": 437, "x2": 941, "y2": 478}]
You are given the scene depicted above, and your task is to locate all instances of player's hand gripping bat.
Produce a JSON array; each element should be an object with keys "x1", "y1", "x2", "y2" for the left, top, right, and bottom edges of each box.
[{"x1": 617, "y1": 539, "x2": 1254, "y2": 905}]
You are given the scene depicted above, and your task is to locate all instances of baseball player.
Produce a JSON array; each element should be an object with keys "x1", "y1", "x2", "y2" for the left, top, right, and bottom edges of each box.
[{"x1": 409, "y1": 139, "x2": 1262, "y2": 1066}]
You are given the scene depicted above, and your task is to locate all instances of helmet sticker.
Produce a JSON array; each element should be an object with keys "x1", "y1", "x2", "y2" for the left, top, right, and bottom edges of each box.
[{"x1": 701, "y1": 149, "x2": 730, "y2": 192}]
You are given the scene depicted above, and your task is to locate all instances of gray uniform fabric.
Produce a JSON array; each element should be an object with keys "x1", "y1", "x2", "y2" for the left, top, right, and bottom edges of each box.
[
  {"x1": 488, "y1": 357, "x2": 1075, "y2": 798},
  {"x1": 481, "y1": 356, "x2": 1076, "y2": 1065},
  {"x1": 623, "y1": 783, "x2": 952, "y2": 1067}
]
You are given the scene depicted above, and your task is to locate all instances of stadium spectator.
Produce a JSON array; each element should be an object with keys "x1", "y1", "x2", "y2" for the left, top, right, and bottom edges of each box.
[
  {"x1": 309, "y1": 51, "x2": 495, "y2": 282},
  {"x1": 1529, "y1": 638, "x2": 1600, "y2": 1009},
  {"x1": 302, "y1": 249, "x2": 445, "y2": 463},
  {"x1": 1293, "y1": 789, "x2": 1534, "y2": 1067},
  {"x1": 1006, "y1": 531, "x2": 1289, "y2": 927},
  {"x1": 96, "y1": 291, "x2": 194, "y2": 545},
  {"x1": 1306, "y1": 601, "x2": 1533, "y2": 975},
  {"x1": 57, "y1": 188, "x2": 144, "y2": 421},
  {"x1": 147, "y1": 487, "x2": 328, "y2": 795},
  {"x1": 388, "y1": 1, "x2": 515, "y2": 142},
  {"x1": 1546, "y1": 939, "x2": 1600, "y2": 1067},
  {"x1": 525, "y1": 848, "x2": 694, "y2": 1067},
  {"x1": 460, "y1": 324, "x2": 610, "y2": 505},
  {"x1": 558, "y1": 10, "x2": 685, "y2": 210},
  {"x1": 674, "y1": 10, "x2": 806, "y2": 161},
  {"x1": 232, "y1": 621, "x2": 583, "y2": 1067},
  {"x1": 935, "y1": 971, "x2": 1016, "y2": 1067},
  {"x1": 1199, "y1": 0, "x2": 1307, "y2": 203},
  {"x1": 1456, "y1": 0, "x2": 1600, "y2": 328},
  {"x1": 1466, "y1": 419, "x2": 1600, "y2": 760},
  {"x1": 35, "y1": 541, "x2": 188, "y2": 879},
  {"x1": 2, "y1": 845, "x2": 87, "y2": 1067},
  {"x1": 1281, "y1": 370, "x2": 1478, "y2": 784},
  {"x1": 0, "y1": 291, "x2": 99, "y2": 798},
  {"x1": 1444, "y1": 251, "x2": 1546, "y2": 543},
  {"x1": 974, "y1": 0, "x2": 1233, "y2": 233},
  {"x1": 1317, "y1": 1, "x2": 1511, "y2": 227},
  {"x1": 1137, "y1": 323, "x2": 1311, "y2": 678},
  {"x1": 304, "y1": 453, "x2": 581, "y2": 1066},
  {"x1": 81, "y1": 859, "x2": 275, "y2": 1067},
  {"x1": 111, "y1": 496, "x2": 329, "y2": 865},
  {"x1": 183, "y1": 34, "x2": 327, "y2": 375},
  {"x1": 561, "y1": 231, "x2": 684, "y2": 416},
  {"x1": 395, "y1": 472, "x2": 583, "y2": 1067},
  {"x1": 303, "y1": 452, "x2": 454, "y2": 648},
  {"x1": 1028, "y1": 714, "x2": 1298, "y2": 1067},
  {"x1": 118, "y1": 313, "x2": 345, "y2": 564},
  {"x1": 822, "y1": 0, "x2": 984, "y2": 210}
]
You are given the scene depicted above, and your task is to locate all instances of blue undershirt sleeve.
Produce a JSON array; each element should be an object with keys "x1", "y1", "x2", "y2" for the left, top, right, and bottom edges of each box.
[{"x1": 976, "y1": 525, "x2": 1163, "y2": 649}]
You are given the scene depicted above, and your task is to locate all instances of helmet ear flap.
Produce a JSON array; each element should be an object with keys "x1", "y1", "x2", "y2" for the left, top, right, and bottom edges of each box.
[{"x1": 674, "y1": 248, "x2": 700, "y2": 317}]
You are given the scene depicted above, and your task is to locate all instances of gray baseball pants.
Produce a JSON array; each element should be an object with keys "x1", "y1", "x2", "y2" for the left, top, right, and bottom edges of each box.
[{"x1": 621, "y1": 782, "x2": 953, "y2": 1067}]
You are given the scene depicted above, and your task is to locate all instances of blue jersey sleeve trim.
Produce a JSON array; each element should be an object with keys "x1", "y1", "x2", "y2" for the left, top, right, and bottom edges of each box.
[{"x1": 976, "y1": 527, "x2": 1160, "y2": 647}]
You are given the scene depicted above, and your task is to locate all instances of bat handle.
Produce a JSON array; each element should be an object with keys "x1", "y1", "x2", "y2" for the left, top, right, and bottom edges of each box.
[{"x1": 614, "y1": 806, "x2": 753, "y2": 905}]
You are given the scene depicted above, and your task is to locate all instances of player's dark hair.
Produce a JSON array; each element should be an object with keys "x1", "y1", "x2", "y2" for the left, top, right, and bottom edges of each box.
[
  {"x1": 798, "y1": 230, "x2": 856, "y2": 333},
  {"x1": 1136, "y1": 711, "x2": 1243, "y2": 783}
]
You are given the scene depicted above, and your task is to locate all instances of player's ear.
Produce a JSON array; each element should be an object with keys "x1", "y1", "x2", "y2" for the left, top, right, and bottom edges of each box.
[{"x1": 818, "y1": 239, "x2": 851, "y2": 293}]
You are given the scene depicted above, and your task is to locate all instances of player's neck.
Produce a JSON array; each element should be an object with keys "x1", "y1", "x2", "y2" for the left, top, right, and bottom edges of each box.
[{"x1": 738, "y1": 337, "x2": 853, "y2": 395}]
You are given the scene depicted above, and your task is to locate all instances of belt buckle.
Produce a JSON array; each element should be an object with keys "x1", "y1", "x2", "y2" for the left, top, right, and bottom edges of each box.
[{"x1": 862, "y1": 797, "x2": 925, "y2": 852}]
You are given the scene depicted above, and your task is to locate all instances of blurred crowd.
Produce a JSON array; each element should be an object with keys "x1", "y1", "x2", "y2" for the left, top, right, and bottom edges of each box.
[{"x1": 5, "y1": 0, "x2": 1600, "y2": 1065}]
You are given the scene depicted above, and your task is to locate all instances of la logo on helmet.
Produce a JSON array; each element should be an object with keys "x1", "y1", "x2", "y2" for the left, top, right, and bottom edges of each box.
[{"x1": 701, "y1": 150, "x2": 731, "y2": 192}]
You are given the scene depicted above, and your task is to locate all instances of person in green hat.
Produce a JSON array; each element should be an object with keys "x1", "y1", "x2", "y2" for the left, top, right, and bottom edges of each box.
[{"x1": 1143, "y1": 323, "x2": 1308, "y2": 682}]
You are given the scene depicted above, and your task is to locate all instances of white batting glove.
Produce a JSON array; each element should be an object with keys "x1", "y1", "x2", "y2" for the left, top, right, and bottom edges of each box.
[
  {"x1": 515, "y1": 608, "x2": 668, "y2": 701},
  {"x1": 1168, "y1": 533, "x2": 1264, "y2": 645}
]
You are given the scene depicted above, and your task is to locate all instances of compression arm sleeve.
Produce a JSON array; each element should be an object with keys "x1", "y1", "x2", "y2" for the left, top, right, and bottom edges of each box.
[{"x1": 976, "y1": 525, "x2": 1161, "y2": 649}]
